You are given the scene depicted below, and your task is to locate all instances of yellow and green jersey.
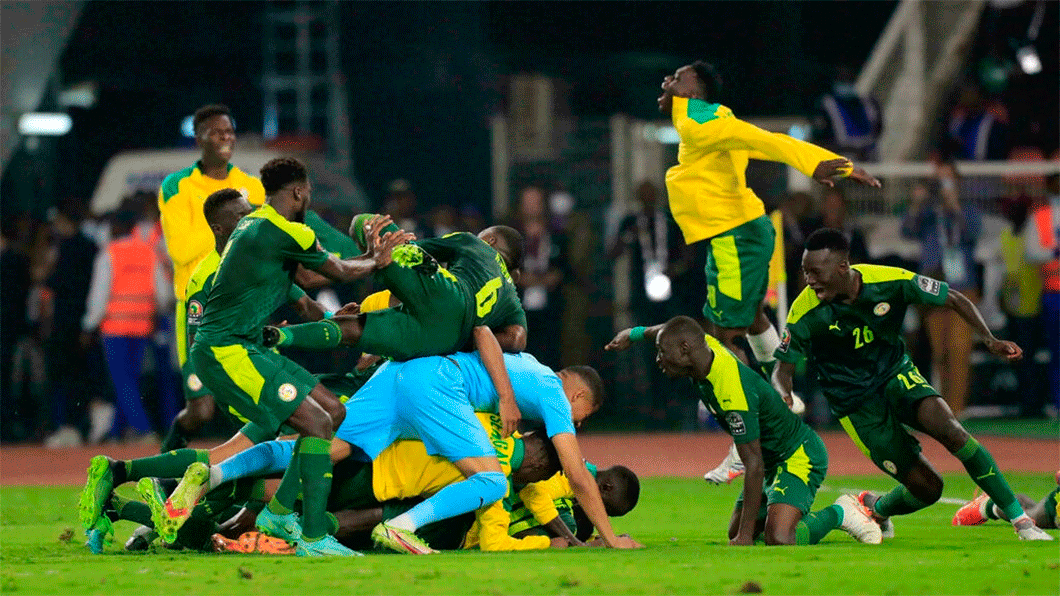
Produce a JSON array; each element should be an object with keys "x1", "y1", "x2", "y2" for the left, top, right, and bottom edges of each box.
[
  {"x1": 696, "y1": 334, "x2": 813, "y2": 470},
  {"x1": 666, "y1": 96, "x2": 846, "y2": 243},
  {"x1": 158, "y1": 162, "x2": 265, "y2": 302},
  {"x1": 505, "y1": 461, "x2": 598, "y2": 538},
  {"x1": 775, "y1": 265, "x2": 950, "y2": 416},
  {"x1": 196, "y1": 204, "x2": 327, "y2": 346}
]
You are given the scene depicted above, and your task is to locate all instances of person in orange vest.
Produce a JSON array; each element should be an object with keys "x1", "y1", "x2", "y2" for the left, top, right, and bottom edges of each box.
[
  {"x1": 82, "y1": 199, "x2": 170, "y2": 441},
  {"x1": 1026, "y1": 174, "x2": 1060, "y2": 414}
]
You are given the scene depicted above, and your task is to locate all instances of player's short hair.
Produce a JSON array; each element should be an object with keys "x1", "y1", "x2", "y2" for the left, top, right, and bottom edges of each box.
[
  {"x1": 566, "y1": 364, "x2": 605, "y2": 410},
  {"x1": 522, "y1": 430, "x2": 561, "y2": 480},
  {"x1": 805, "y1": 228, "x2": 850, "y2": 253},
  {"x1": 193, "y1": 104, "x2": 232, "y2": 135},
  {"x1": 260, "y1": 157, "x2": 309, "y2": 195},
  {"x1": 487, "y1": 225, "x2": 525, "y2": 272},
  {"x1": 599, "y1": 465, "x2": 640, "y2": 516},
  {"x1": 203, "y1": 188, "x2": 245, "y2": 225},
  {"x1": 660, "y1": 315, "x2": 706, "y2": 344},
  {"x1": 691, "y1": 60, "x2": 723, "y2": 102}
]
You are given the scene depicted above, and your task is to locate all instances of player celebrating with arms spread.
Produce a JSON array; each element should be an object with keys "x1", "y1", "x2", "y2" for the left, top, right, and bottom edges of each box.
[{"x1": 772, "y1": 228, "x2": 1051, "y2": 541}]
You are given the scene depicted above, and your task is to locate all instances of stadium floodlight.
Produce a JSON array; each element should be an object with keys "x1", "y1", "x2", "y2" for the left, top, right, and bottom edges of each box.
[
  {"x1": 1017, "y1": 45, "x2": 1042, "y2": 75},
  {"x1": 18, "y1": 113, "x2": 72, "y2": 136}
]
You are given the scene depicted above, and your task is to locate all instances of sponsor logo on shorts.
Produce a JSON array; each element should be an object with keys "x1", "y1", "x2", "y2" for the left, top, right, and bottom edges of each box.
[
  {"x1": 187, "y1": 300, "x2": 203, "y2": 322},
  {"x1": 187, "y1": 373, "x2": 203, "y2": 392},
  {"x1": 874, "y1": 302, "x2": 890, "y2": 316},
  {"x1": 778, "y1": 329, "x2": 790, "y2": 353},
  {"x1": 915, "y1": 275, "x2": 941, "y2": 296},
  {"x1": 278, "y1": 383, "x2": 298, "y2": 402},
  {"x1": 882, "y1": 460, "x2": 898, "y2": 474},
  {"x1": 726, "y1": 412, "x2": 746, "y2": 435}
]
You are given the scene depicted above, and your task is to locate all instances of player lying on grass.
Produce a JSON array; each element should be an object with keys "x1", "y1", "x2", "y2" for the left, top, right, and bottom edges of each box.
[
  {"x1": 772, "y1": 228, "x2": 1052, "y2": 541},
  {"x1": 953, "y1": 471, "x2": 1060, "y2": 531},
  {"x1": 608, "y1": 315, "x2": 882, "y2": 545}
]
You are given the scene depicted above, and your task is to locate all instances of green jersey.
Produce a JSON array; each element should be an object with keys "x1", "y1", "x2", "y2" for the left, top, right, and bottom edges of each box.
[
  {"x1": 196, "y1": 204, "x2": 327, "y2": 346},
  {"x1": 696, "y1": 334, "x2": 812, "y2": 470},
  {"x1": 417, "y1": 232, "x2": 527, "y2": 331},
  {"x1": 775, "y1": 264, "x2": 949, "y2": 416},
  {"x1": 306, "y1": 210, "x2": 360, "y2": 260}
]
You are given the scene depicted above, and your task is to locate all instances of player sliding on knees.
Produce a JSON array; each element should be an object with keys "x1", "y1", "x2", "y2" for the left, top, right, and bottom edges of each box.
[
  {"x1": 608, "y1": 316, "x2": 882, "y2": 545},
  {"x1": 772, "y1": 228, "x2": 1051, "y2": 541}
]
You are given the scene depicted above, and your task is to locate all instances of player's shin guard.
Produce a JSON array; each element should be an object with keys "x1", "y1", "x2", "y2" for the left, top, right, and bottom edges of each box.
[
  {"x1": 873, "y1": 486, "x2": 930, "y2": 517},
  {"x1": 795, "y1": 504, "x2": 842, "y2": 545},
  {"x1": 211, "y1": 440, "x2": 295, "y2": 490},
  {"x1": 395, "y1": 471, "x2": 507, "y2": 531},
  {"x1": 954, "y1": 437, "x2": 1024, "y2": 521},
  {"x1": 266, "y1": 438, "x2": 303, "y2": 516},
  {"x1": 126, "y1": 449, "x2": 209, "y2": 483},
  {"x1": 269, "y1": 320, "x2": 343, "y2": 350},
  {"x1": 296, "y1": 437, "x2": 335, "y2": 541}
]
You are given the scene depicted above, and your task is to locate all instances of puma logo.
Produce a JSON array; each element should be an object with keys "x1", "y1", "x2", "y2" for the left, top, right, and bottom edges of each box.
[
  {"x1": 773, "y1": 485, "x2": 787, "y2": 496},
  {"x1": 829, "y1": 321, "x2": 841, "y2": 332},
  {"x1": 976, "y1": 468, "x2": 996, "y2": 481}
]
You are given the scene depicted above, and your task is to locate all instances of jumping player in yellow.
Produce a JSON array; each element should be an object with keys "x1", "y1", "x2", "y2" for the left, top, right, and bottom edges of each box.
[{"x1": 657, "y1": 61, "x2": 881, "y2": 481}]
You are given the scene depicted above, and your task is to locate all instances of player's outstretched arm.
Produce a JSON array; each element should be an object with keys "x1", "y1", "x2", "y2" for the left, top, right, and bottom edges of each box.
[
  {"x1": 771, "y1": 361, "x2": 798, "y2": 405},
  {"x1": 945, "y1": 289, "x2": 1023, "y2": 362},
  {"x1": 605, "y1": 324, "x2": 665, "y2": 351},
  {"x1": 473, "y1": 326, "x2": 521, "y2": 437},
  {"x1": 551, "y1": 433, "x2": 641, "y2": 549},
  {"x1": 731, "y1": 440, "x2": 765, "y2": 546},
  {"x1": 812, "y1": 158, "x2": 881, "y2": 188}
]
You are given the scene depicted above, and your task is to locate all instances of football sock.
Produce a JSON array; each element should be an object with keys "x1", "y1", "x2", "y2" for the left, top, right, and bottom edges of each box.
[
  {"x1": 266, "y1": 438, "x2": 303, "y2": 516},
  {"x1": 159, "y1": 419, "x2": 189, "y2": 453},
  {"x1": 873, "y1": 485, "x2": 930, "y2": 517},
  {"x1": 111, "y1": 493, "x2": 154, "y2": 527},
  {"x1": 795, "y1": 504, "x2": 843, "y2": 545},
  {"x1": 297, "y1": 437, "x2": 336, "y2": 542},
  {"x1": 273, "y1": 320, "x2": 343, "y2": 349},
  {"x1": 389, "y1": 471, "x2": 506, "y2": 532},
  {"x1": 747, "y1": 326, "x2": 781, "y2": 365},
  {"x1": 125, "y1": 449, "x2": 209, "y2": 483},
  {"x1": 954, "y1": 437, "x2": 1024, "y2": 521},
  {"x1": 210, "y1": 440, "x2": 295, "y2": 490},
  {"x1": 982, "y1": 497, "x2": 1002, "y2": 520}
]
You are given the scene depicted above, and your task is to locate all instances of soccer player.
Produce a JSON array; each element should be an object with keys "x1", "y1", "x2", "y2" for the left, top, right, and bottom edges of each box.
[
  {"x1": 189, "y1": 157, "x2": 410, "y2": 555},
  {"x1": 772, "y1": 228, "x2": 1052, "y2": 541},
  {"x1": 609, "y1": 316, "x2": 882, "y2": 546},
  {"x1": 953, "y1": 472, "x2": 1059, "y2": 530},
  {"x1": 657, "y1": 61, "x2": 881, "y2": 482}
]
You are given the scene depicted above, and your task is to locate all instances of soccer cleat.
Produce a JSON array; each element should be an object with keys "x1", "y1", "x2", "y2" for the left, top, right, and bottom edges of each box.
[
  {"x1": 85, "y1": 516, "x2": 114, "y2": 554},
  {"x1": 704, "y1": 444, "x2": 745, "y2": 485},
  {"x1": 212, "y1": 532, "x2": 297, "y2": 555},
  {"x1": 1013, "y1": 516, "x2": 1054, "y2": 541},
  {"x1": 371, "y1": 522, "x2": 438, "y2": 554},
  {"x1": 137, "y1": 477, "x2": 179, "y2": 544},
  {"x1": 79, "y1": 455, "x2": 117, "y2": 532},
  {"x1": 836, "y1": 494, "x2": 883, "y2": 544},
  {"x1": 297, "y1": 535, "x2": 363, "y2": 557},
  {"x1": 150, "y1": 461, "x2": 209, "y2": 542},
  {"x1": 125, "y1": 525, "x2": 158, "y2": 551},
  {"x1": 952, "y1": 491, "x2": 990, "y2": 526},
  {"x1": 256, "y1": 508, "x2": 303, "y2": 543},
  {"x1": 857, "y1": 490, "x2": 895, "y2": 539}
]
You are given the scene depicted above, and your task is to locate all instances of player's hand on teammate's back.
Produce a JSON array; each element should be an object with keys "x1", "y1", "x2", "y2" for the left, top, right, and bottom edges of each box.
[
  {"x1": 604, "y1": 328, "x2": 634, "y2": 352},
  {"x1": 985, "y1": 338, "x2": 1023, "y2": 362}
]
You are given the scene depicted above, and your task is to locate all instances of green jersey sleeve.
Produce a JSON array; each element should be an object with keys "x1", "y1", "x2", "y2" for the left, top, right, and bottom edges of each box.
[
  {"x1": 276, "y1": 222, "x2": 329, "y2": 270},
  {"x1": 185, "y1": 271, "x2": 215, "y2": 350},
  {"x1": 774, "y1": 321, "x2": 809, "y2": 363},
  {"x1": 906, "y1": 273, "x2": 949, "y2": 306},
  {"x1": 417, "y1": 233, "x2": 469, "y2": 263},
  {"x1": 725, "y1": 377, "x2": 760, "y2": 446},
  {"x1": 286, "y1": 284, "x2": 306, "y2": 303}
]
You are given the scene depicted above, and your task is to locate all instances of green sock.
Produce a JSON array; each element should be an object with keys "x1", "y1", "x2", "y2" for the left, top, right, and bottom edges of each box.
[
  {"x1": 874, "y1": 486, "x2": 930, "y2": 517},
  {"x1": 112, "y1": 494, "x2": 154, "y2": 527},
  {"x1": 954, "y1": 437, "x2": 1024, "y2": 520},
  {"x1": 795, "y1": 504, "x2": 843, "y2": 545},
  {"x1": 275, "y1": 320, "x2": 343, "y2": 349},
  {"x1": 159, "y1": 418, "x2": 189, "y2": 453},
  {"x1": 297, "y1": 437, "x2": 335, "y2": 541},
  {"x1": 983, "y1": 497, "x2": 1000, "y2": 520},
  {"x1": 267, "y1": 438, "x2": 303, "y2": 515},
  {"x1": 125, "y1": 449, "x2": 209, "y2": 482}
]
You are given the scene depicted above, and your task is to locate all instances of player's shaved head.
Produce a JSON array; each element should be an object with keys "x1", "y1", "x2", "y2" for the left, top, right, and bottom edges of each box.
[
  {"x1": 597, "y1": 465, "x2": 640, "y2": 517},
  {"x1": 203, "y1": 188, "x2": 253, "y2": 249},
  {"x1": 479, "y1": 225, "x2": 524, "y2": 274},
  {"x1": 512, "y1": 430, "x2": 561, "y2": 485},
  {"x1": 658, "y1": 316, "x2": 707, "y2": 347},
  {"x1": 194, "y1": 104, "x2": 232, "y2": 135},
  {"x1": 655, "y1": 316, "x2": 708, "y2": 378},
  {"x1": 203, "y1": 188, "x2": 245, "y2": 226},
  {"x1": 564, "y1": 364, "x2": 605, "y2": 412}
]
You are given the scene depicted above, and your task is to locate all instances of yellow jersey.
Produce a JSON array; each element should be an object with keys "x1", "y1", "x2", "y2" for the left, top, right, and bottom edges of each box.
[
  {"x1": 666, "y1": 96, "x2": 846, "y2": 243},
  {"x1": 158, "y1": 162, "x2": 265, "y2": 301}
]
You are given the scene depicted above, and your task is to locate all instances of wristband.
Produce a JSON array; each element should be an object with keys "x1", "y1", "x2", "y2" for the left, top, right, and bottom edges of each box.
[
  {"x1": 629, "y1": 326, "x2": 646, "y2": 342},
  {"x1": 324, "y1": 311, "x2": 335, "y2": 319}
]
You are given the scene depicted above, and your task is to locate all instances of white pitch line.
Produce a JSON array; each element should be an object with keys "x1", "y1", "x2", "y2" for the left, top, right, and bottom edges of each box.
[{"x1": 819, "y1": 484, "x2": 967, "y2": 506}]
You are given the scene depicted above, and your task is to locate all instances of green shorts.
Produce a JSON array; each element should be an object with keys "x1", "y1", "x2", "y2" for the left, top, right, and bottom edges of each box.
[
  {"x1": 359, "y1": 245, "x2": 470, "y2": 361},
  {"x1": 190, "y1": 341, "x2": 318, "y2": 437},
  {"x1": 703, "y1": 215, "x2": 775, "y2": 329},
  {"x1": 736, "y1": 432, "x2": 828, "y2": 515},
  {"x1": 838, "y1": 359, "x2": 938, "y2": 481}
]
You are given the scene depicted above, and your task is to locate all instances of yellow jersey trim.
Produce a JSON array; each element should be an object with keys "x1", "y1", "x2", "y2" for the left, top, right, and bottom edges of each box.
[
  {"x1": 247, "y1": 204, "x2": 317, "y2": 250},
  {"x1": 851, "y1": 263, "x2": 915, "y2": 284},
  {"x1": 786, "y1": 287, "x2": 822, "y2": 325},
  {"x1": 703, "y1": 334, "x2": 749, "y2": 411}
]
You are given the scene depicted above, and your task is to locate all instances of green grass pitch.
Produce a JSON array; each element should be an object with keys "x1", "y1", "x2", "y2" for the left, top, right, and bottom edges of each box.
[{"x1": 2, "y1": 474, "x2": 1056, "y2": 595}]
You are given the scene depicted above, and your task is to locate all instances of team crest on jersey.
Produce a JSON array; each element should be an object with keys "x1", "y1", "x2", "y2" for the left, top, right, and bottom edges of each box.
[
  {"x1": 278, "y1": 383, "x2": 298, "y2": 402},
  {"x1": 187, "y1": 300, "x2": 203, "y2": 322},
  {"x1": 915, "y1": 275, "x2": 941, "y2": 296},
  {"x1": 726, "y1": 412, "x2": 746, "y2": 435},
  {"x1": 874, "y1": 302, "x2": 891, "y2": 316},
  {"x1": 882, "y1": 460, "x2": 898, "y2": 475},
  {"x1": 778, "y1": 329, "x2": 790, "y2": 353}
]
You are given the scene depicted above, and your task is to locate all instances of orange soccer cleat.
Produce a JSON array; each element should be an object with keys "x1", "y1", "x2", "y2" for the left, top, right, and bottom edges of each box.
[{"x1": 212, "y1": 531, "x2": 296, "y2": 555}]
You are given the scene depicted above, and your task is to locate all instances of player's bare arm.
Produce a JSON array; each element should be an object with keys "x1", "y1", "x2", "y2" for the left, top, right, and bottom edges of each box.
[
  {"x1": 492, "y1": 323, "x2": 527, "y2": 353},
  {"x1": 604, "y1": 324, "x2": 665, "y2": 352},
  {"x1": 772, "y1": 360, "x2": 798, "y2": 409},
  {"x1": 472, "y1": 326, "x2": 522, "y2": 438},
  {"x1": 294, "y1": 265, "x2": 332, "y2": 290},
  {"x1": 292, "y1": 294, "x2": 327, "y2": 322},
  {"x1": 812, "y1": 158, "x2": 881, "y2": 189},
  {"x1": 315, "y1": 215, "x2": 413, "y2": 282},
  {"x1": 731, "y1": 440, "x2": 765, "y2": 546},
  {"x1": 944, "y1": 289, "x2": 1023, "y2": 362}
]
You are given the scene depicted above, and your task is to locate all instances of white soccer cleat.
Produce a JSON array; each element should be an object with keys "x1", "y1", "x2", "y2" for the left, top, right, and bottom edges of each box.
[
  {"x1": 1014, "y1": 516, "x2": 1054, "y2": 541},
  {"x1": 836, "y1": 494, "x2": 883, "y2": 544},
  {"x1": 704, "y1": 443, "x2": 745, "y2": 485}
]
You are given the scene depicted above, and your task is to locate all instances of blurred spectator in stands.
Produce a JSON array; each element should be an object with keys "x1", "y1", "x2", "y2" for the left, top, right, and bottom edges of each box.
[
  {"x1": 779, "y1": 191, "x2": 817, "y2": 300},
  {"x1": 427, "y1": 203, "x2": 459, "y2": 237},
  {"x1": 1, "y1": 216, "x2": 32, "y2": 441},
  {"x1": 382, "y1": 178, "x2": 427, "y2": 238},
  {"x1": 805, "y1": 187, "x2": 870, "y2": 265},
  {"x1": 549, "y1": 187, "x2": 596, "y2": 369},
  {"x1": 1025, "y1": 173, "x2": 1059, "y2": 416},
  {"x1": 812, "y1": 65, "x2": 882, "y2": 161},
  {"x1": 460, "y1": 203, "x2": 486, "y2": 234},
  {"x1": 902, "y1": 160, "x2": 982, "y2": 416},
  {"x1": 512, "y1": 185, "x2": 567, "y2": 369},
  {"x1": 946, "y1": 83, "x2": 1010, "y2": 161},
  {"x1": 42, "y1": 199, "x2": 99, "y2": 448},
  {"x1": 82, "y1": 199, "x2": 169, "y2": 443}
]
